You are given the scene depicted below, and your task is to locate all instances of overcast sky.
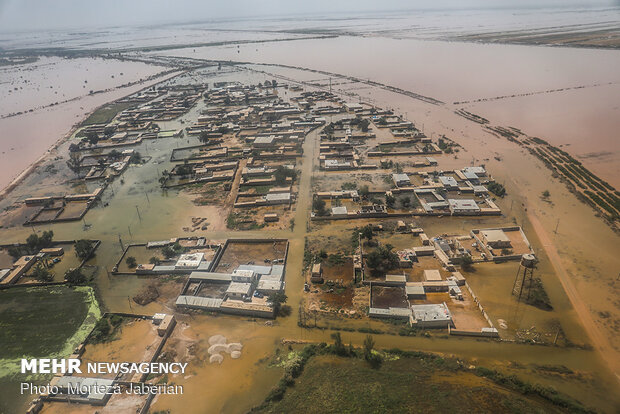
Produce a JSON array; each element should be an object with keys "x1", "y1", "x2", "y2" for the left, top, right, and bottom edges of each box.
[{"x1": 0, "y1": 0, "x2": 617, "y2": 33}]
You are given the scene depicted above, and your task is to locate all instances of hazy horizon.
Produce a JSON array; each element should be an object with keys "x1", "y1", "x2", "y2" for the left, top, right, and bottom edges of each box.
[{"x1": 1, "y1": 0, "x2": 618, "y2": 33}]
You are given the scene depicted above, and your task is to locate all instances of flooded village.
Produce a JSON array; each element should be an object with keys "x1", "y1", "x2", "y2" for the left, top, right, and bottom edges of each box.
[{"x1": 0, "y1": 4, "x2": 619, "y2": 414}]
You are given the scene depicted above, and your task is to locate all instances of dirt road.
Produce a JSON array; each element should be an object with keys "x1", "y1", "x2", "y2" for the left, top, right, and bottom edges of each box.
[{"x1": 527, "y1": 208, "x2": 620, "y2": 383}]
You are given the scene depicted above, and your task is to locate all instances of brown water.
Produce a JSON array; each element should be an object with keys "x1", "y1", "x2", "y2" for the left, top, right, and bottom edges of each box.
[
  {"x1": 0, "y1": 59, "x2": 172, "y2": 192},
  {"x1": 157, "y1": 36, "x2": 620, "y2": 186},
  {"x1": 1, "y1": 64, "x2": 619, "y2": 413}
]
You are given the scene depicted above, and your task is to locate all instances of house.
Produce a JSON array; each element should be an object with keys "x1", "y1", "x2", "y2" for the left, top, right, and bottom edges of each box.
[
  {"x1": 324, "y1": 159, "x2": 352, "y2": 170},
  {"x1": 253, "y1": 135, "x2": 276, "y2": 147},
  {"x1": 385, "y1": 274, "x2": 407, "y2": 285},
  {"x1": 110, "y1": 131, "x2": 128, "y2": 141},
  {"x1": 424, "y1": 269, "x2": 442, "y2": 281},
  {"x1": 264, "y1": 213, "x2": 279, "y2": 222},
  {"x1": 257, "y1": 279, "x2": 282, "y2": 294},
  {"x1": 331, "y1": 206, "x2": 348, "y2": 217},
  {"x1": 232, "y1": 269, "x2": 255, "y2": 282},
  {"x1": 439, "y1": 176, "x2": 458, "y2": 190},
  {"x1": 392, "y1": 173, "x2": 411, "y2": 187},
  {"x1": 481, "y1": 229, "x2": 511, "y2": 248},
  {"x1": 448, "y1": 199, "x2": 480, "y2": 215},
  {"x1": 397, "y1": 250, "x2": 415, "y2": 268},
  {"x1": 311, "y1": 263, "x2": 323, "y2": 283},
  {"x1": 157, "y1": 314, "x2": 176, "y2": 337},
  {"x1": 0, "y1": 255, "x2": 36, "y2": 285},
  {"x1": 175, "y1": 253, "x2": 204, "y2": 269},
  {"x1": 0, "y1": 269, "x2": 11, "y2": 283},
  {"x1": 411, "y1": 303, "x2": 453, "y2": 328},
  {"x1": 406, "y1": 283, "x2": 426, "y2": 299},
  {"x1": 226, "y1": 282, "x2": 252, "y2": 299},
  {"x1": 263, "y1": 193, "x2": 291, "y2": 205},
  {"x1": 462, "y1": 166, "x2": 487, "y2": 177}
]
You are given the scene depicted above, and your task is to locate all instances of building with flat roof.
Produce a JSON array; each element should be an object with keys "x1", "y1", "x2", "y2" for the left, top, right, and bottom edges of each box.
[
  {"x1": 406, "y1": 283, "x2": 426, "y2": 299},
  {"x1": 175, "y1": 253, "x2": 204, "y2": 269},
  {"x1": 392, "y1": 173, "x2": 411, "y2": 187},
  {"x1": 481, "y1": 229, "x2": 511, "y2": 248},
  {"x1": 411, "y1": 303, "x2": 453, "y2": 328},
  {"x1": 226, "y1": 282, "x2": 252, "y2": 299},
  {"x1": 263, "y1": 193, "x2": 291, "y2": 204},
  {"x1": 424, "y1": 269, "x2": 442, "y2": 281},
  {"x1": 448, "y1": 199, "x2": 480, "y2": 215},
  {"x1": 253, "y1": 135, "x2": 276, "y2": 146},
  {"x1": 439, "y1": 176, "x2": 458, "y2": 189},
  {"x1": 331, "y1": 206, "x2": 348, "y2": 217}
]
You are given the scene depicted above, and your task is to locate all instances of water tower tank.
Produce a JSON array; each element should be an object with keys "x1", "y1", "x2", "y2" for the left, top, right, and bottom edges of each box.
[{"x1": 521, "y1": 254, "x2": 536, "y2": 268}]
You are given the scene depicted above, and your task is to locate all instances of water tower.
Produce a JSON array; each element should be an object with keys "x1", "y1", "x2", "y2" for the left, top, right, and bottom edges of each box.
[{"x1": 512, "y1": 254, "x2": 537, "y2": 300}]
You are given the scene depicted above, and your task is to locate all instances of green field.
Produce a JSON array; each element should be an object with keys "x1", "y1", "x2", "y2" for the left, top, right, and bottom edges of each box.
[
  {"x1": 80, "y1": 102, "x2": 134, "y2": 126},
  {"x1": 0, "y1": 286, "x2": 100, "y2": 361},
  {"x1": 256, "y1": 352, "x2": 583, "y2": 414}
]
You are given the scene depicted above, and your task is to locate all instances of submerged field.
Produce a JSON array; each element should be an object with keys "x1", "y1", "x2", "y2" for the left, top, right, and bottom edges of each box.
[
  {"x1": 255, "y1": 352, "x2": 581, "y2": 414},
  {"x1": 0, "y1": 286, "x2": 101, "y2": 413},
  {"x1": 0, "y1": 286, "x2": 100, "y2": 362}
]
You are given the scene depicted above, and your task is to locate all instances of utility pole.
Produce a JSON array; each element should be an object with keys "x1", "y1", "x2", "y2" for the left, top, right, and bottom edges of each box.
[
  {"x1": 128, "y1": 225, "x2": 132, "y2": 237},
  {"x1": 144, "y1": 191, "x2": 150, "y2": 204},
  {"x1": 135, "y1": 205, "x2": 141, "y2": 222},
  {"x1": 554, "y1": 218, "x2": 560, "y2": 234},
  {"x1": 118, "y1": 234, "x2": 124, "y2": 251}
]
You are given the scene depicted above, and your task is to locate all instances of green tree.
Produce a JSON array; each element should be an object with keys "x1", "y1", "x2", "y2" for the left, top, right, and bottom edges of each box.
[
  {"x1": 363, "y1": 335, "x2": 375, "y2": 359},
  {"x1": 385, "y1": 194, "x2": 395, "y2": 209},
  {"x1": 312, "y1": 198, "x2": 327, "y2": 216},
  {"x1": 25, "y1": 231, "x2": 53, "y2": 254},
  {"x1": 86, "y1": 131, "x2": 99, "y2": 145},
  {"x1": 360, "y1": 118, "x2": 370, "y2": 132},
  {"x1": 273, "y1": 165, "x2": 296, "y2": 185},
  {"x1": 199, "y1": 130, "x2": 210, "y2": 143},
  {"x1": 331, "y1": 332, "x2": 347, "y2": 356},
  {"x1": 487, "y1": 182, "x2": 506, "y2": 197},
  {"x1": 126, "y1": 256, "x2": 137, "y2": 268},
  {"x1": 365, "y1": 244, "x2": 399, "y2": 276},
  {"x1": 75, "y1": 239, "x2": 94, "y2": 260},
  {"x1": 65, "y1": 268, "x2": 86, "y2": 285},
  {"x1": 7, "y1": 246, "x2": 24, "y2": 259},
  {"x1": 363, "y1": 335, "x2": 382, "y2": 368},
  {"x1": 361, "y1": 225, "x2": 374, "y2": 241},
  {"x1": 268, "y1": 291, "x2": 288, "y2": 315},
  {"x1": 129, "y1": 152, "x2": 142, "y2": 164},
  {"x1": 359, "y1": 185, "x2": 370, "y2": 200},
  {"x1": 149, "y1": 256, "x2": 161, "y2": 265},
  {"x1": 542, "y1": 190, "x2": 550, "y2": 198},
  {"x1": 66, "y1": 152, "x2": 84, "y2": 177},
  {"x1": 161, "y1": 246, "x2": 176, "y2": 259},
  {"x1": 32, "y1": 263, "x2": 53, "y2": 282},
  {"x1": 461, "y1": 255, "x2": 474, "y2": 271}
]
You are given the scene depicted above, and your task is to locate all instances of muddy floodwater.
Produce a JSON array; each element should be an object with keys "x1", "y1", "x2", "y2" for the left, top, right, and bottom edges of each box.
[
  {"x1": 158, "y1": 36, "x2": 620, "y2": 186},
  {"x1": 1, "y1": 8, "x2": 619, "y2": 413},
  {"x1": 0, "y1": 59, "x2": 173, "y2": 192}
]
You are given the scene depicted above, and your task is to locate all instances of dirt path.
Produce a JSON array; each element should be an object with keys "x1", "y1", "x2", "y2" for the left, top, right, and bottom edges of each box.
[{"x1": 527, "y1": 209, "x2": 620, "y2": 383}]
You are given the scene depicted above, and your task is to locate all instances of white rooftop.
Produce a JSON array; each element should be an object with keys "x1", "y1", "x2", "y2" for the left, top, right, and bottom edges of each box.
[
  {"x1": 448, "y1": 199, "x2": 480, "y2": 211},
  {"x1": 412, "y1": 303, "x2": 452, "y2": 322},
  {"x1": 175, "y1": 252, "x2": 204, "y2": 269},
  {"x1": 481, "y1": 229, "x2": 511, "y2": 243},
  {"x1": 226, "y1": 282, "x2": 252, "y2": 296}
]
